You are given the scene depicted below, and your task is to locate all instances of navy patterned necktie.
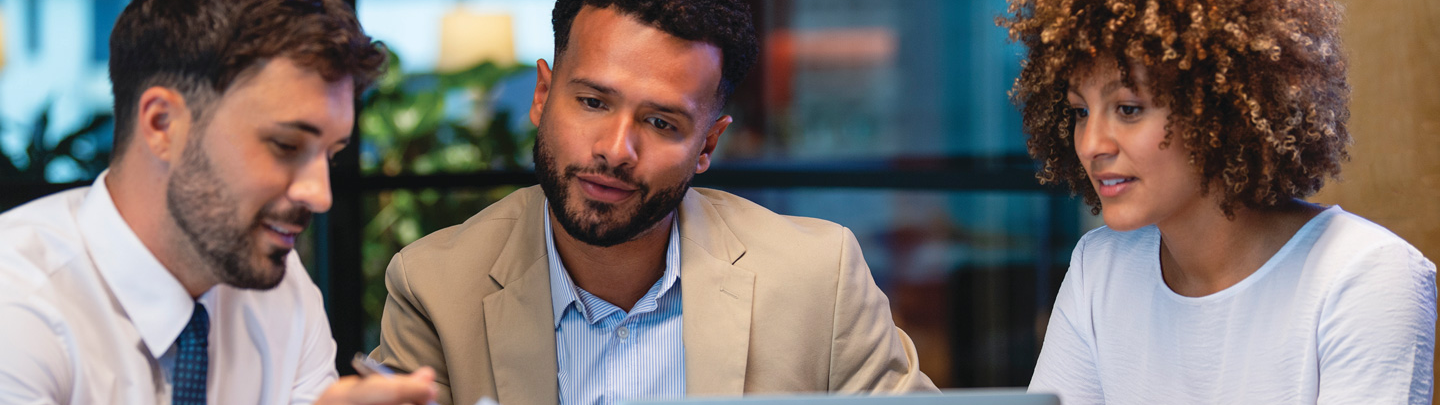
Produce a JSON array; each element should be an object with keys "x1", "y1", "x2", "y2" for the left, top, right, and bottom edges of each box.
[{"x1": 173, "y1": 302, "x2": 210, "y2": 405}]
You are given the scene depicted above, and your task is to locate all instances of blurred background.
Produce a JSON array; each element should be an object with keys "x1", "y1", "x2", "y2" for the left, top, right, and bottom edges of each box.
[{"x1": 0, "y1": 0, "x2": 1435, "y2": 395}]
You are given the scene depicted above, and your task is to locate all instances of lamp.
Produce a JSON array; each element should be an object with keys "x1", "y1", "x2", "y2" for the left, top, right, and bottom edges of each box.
[{"x1": 437, "y1": 7, "x2": 515, "y2": 72}]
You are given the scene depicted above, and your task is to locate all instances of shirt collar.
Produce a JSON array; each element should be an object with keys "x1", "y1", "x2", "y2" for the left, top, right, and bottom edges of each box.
[
  {"x1": 78, "y1": 170, "x2": 205, "y2": 359},
  {"x1": 545, "y1": 199, "x2": 681, "y2": 328}
]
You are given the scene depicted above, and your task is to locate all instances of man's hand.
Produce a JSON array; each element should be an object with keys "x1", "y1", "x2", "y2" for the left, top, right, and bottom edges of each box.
[{"x1": 315, "y1": 367, "x2": 439, "y2": 405}]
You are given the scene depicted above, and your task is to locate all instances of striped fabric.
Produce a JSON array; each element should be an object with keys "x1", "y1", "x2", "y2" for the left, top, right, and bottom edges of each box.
[{"x1": 545, "y1": 202, "x2": 686, "y2": 405}]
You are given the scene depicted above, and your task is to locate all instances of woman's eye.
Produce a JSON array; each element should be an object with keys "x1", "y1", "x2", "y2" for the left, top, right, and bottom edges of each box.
[
  {"x1": 1117, "y1": 105, "x2": 1143, "y2": 117},
  {"x1": 646, "y1": 117, "x2": 673, "y2": 131},
  {"x1": 579, "y1": 97, "x2": 604, "y2": 110},
  {"x1": 1069, "y1": 107, "x2": 1089, "y2": 119}
]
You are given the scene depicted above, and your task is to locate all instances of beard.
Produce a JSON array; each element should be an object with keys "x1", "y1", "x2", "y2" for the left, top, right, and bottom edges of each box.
[
  {"x1": 534, "y1": 129, "x2": 691, "y2": 248},
  {"x1": 166, "y1": 133, "x2": 311, "y2": 290}
]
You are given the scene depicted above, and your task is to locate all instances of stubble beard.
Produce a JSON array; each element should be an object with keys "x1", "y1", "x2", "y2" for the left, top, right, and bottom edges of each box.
[
  {"x1": 165, "y1": 132, "x2": 310, "y2": 290},
  {"x1": 534, "y1": 127, "x2": 690, "y2": 248}
]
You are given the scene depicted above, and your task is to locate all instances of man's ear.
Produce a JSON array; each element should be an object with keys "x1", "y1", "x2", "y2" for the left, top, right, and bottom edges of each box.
[
  {"x1": 695, "y1": 114, "x2": 731, "y2": 174},
  {"x1": 135, "y1": 86, "x2": 192, "y2": 164},
  {"x1": 529, "y1": 59, "x2": 554, "y2": 127}
]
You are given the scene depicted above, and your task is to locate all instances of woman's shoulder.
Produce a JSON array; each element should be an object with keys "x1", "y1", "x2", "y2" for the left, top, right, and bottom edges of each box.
[
  {"x1": 1315, "y1": 208, "x2": 1429, "y2": 260},
  {"x1": 1061, "y1": 225, "x2": 1163, "y2": 288},
  {"x1": 1308, "y1": 206, "x2": 1436, "y2": 283}
]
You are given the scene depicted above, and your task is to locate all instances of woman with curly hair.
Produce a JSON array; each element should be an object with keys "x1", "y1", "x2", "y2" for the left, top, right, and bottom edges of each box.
[{"x1": 1000, "y1": 0, "x2": 1436, "y2": 403}]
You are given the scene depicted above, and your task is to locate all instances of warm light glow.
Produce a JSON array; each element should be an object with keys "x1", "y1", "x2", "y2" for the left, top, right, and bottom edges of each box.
[
  {"x1": 437, "y1": 8, "x2": 515, "y2": 72},
  {"x1": 0, "y1": 9, "x2": 8, "y2": 71}
]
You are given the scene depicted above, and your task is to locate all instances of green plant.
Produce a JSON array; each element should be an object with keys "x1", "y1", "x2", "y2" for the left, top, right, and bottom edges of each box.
[
  {"x1": 359, "y1": 49, "x2": 536, "y2": 176},
  {"x1": 356, "y1": 50, "x2": 539, "y2": 347},
  {"x1": 0, "y1": 101, "x2": 114, "y2": 182}
]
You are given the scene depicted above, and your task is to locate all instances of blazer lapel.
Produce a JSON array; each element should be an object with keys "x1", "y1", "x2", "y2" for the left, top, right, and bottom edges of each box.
[
  {"x1": 482, "y1": 188, "x2": 559, "y2": 405},
  {"x1": 678, "y1": 190, "x2": 756, "y2": 396}
]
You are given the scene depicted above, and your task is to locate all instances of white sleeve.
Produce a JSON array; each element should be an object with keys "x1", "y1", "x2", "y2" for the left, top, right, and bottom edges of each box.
[
  {"x1": 0, "y1": 300, "x2": 71, "y2": 405},
  {"x1": 288, "y1": 255, "x2": 339, "y2": 405},
  {"x1": 1028, "y1": 238, "x2": 1104, "y2": 405},
  {"x1": 1316, "y1": 243, "x2": 1436, "y2": 404}
]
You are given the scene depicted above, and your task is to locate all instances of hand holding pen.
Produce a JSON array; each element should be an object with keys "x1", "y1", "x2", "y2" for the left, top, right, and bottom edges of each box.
[{"x1": 312, "y1": 353, "x2": 440, "y2": 405}]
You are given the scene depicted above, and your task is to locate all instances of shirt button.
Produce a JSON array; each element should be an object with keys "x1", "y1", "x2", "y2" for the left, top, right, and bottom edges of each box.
[{"x1": 616, "y1": 326, "x2": 630, "y2": 339}]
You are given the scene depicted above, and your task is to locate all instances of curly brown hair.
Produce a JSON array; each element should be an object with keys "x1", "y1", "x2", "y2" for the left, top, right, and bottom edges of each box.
[{"x1": 999, "y1": 0, "x2": 1351, "y2": 215}]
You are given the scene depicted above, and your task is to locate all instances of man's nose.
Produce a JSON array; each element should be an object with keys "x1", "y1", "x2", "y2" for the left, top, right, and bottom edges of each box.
[
  {"x1": 592, "y1": 115, "x2": 639, "y2": 168},
  {"x1": 288, "y1": 156, "x2": 333, "y2": 214}
]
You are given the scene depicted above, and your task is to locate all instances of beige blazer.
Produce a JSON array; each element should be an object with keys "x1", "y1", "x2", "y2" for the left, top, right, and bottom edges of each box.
[{"x1": 370, "y1": 186, "x2": 937, "y2": 405}]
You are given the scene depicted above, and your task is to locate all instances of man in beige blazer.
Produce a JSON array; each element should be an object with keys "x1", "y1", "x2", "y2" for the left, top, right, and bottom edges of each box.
[{"x1": 370, "y1": 1, "x2": 937, "y2": 404}]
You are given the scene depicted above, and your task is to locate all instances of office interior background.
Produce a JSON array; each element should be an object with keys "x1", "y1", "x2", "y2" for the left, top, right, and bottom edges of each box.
[{"x1": 0, "y1": 0, "x2": 1436, "y2": 397}]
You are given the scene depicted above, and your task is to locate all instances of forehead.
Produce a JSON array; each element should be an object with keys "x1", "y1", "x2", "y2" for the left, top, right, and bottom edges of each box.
[
  {"x1": 1067, "y1": 57, "x2": 1150, "y2": 93},
  {"x1": 559, "y1": 6, "x2": 724, "y2": 113},
  {"x1": 213, "y1": 58, "x2": 355, "y2": 135}
]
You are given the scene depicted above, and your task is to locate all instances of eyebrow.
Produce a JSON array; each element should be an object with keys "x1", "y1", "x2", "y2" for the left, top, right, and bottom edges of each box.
[
  {"x1": 570, "y1": 78, "x2": 697, "y2": 125},
  {"x1": 277, "y1": 120, "x2": 322, "y2": 136},
  {"x1": 1067, "y1": 79, "x2": 1130, "y2": 100},
  {"x1": 274, "y1": 121, "x2": 350, "y2": 146},
  {"x1": 570, "y1": 77, "x2": 618, "y2": 97}
]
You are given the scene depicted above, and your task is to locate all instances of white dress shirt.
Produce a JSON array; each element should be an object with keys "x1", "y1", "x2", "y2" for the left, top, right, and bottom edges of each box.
[{"x1": 0, "y1": 172, "x2": 338, "y2": 404}]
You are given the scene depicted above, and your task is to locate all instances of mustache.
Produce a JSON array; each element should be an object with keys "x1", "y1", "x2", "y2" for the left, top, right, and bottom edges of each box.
[
  {"x1": 564, "y1": 163, "x2": 647, "y2": 192},
  {"x1": 261, "y1": 205, "x2": 313, "y2": 230}
]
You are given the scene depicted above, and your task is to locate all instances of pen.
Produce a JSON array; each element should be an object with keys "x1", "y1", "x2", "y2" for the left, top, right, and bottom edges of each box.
[
  {"x1": 351, "y1": 352, "x2": 398, "y2": 377},
  {"x1": 351, "y1": 353, "x2": 441, "y2": 405}
]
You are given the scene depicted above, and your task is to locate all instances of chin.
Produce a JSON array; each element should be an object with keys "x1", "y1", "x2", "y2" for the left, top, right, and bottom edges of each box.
[
  {"x1": 258, "y1": 249, "x2": 290, "y2": 285},
  {"x1": 220, "y1": 249, "x2": 289, "y2": 290},
  {"x1": 1100, "y1": 210, "x2": 1152, "y2": 232},
  {"x1": 243, "y1": 265, "x2": 288, "y2": 290}
]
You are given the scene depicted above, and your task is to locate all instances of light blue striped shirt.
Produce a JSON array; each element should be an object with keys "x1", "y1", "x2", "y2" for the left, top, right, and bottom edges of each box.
[{"x1": 545, "y1": 202, "x2": 686, "y2": 405}]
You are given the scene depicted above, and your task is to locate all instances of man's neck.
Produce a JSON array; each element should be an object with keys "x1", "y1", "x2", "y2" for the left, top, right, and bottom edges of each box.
[
  {"x1": 1155, "y1": 198, "x2": 1324, "y2": 297},
  {"x1": 106, "y1": 167, "x2": 218, "y2": 299},
  {"x1": 550, "y1": 210, "x2": 673, "y2": 312}
]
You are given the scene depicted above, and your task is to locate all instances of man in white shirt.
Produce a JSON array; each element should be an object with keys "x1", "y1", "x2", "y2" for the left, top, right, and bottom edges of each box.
[{"x1": 0, "y1": 0, "x2": 435, "y2": 404}]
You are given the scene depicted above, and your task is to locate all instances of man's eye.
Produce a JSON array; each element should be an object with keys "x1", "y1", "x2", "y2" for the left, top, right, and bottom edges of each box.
[
  {"x1": 270, "y1": 140, "x2": 299, "y2": 152},
  {"x1": 646, "y1": 117, "x2": 673, "y2": 131},
  {"x1": 578, "y1": 97, "x2": 604, "y2": 110}
]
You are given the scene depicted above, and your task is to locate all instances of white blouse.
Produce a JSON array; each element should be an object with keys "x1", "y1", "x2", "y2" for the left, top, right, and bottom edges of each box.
[{"x1": 1030, "y1": 206, "x2": 1436, "y2": 404}]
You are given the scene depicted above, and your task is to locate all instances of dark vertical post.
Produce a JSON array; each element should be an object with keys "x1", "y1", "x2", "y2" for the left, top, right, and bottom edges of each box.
[
  {"x1": 323, "y1": 0, "x2": 366, "y2": 375},
  {"x1": 323, "y1": 122, "x2": 366, "y2": 375}
]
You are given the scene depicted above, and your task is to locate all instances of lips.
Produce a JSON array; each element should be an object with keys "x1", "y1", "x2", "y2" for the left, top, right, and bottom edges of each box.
[
  {"x1": 263, "y1": 223, "x2": 300, "y2": 248},
  {"x1": 1095, "y1": 175, "x2": 1138, "y2": 198},
  {"x1": 576, "y1": 174, "x2": 638, "y2": 203}
]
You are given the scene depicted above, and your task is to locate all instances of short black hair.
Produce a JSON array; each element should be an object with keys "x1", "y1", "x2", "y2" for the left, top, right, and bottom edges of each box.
[
  {"x1": 108, "y1": 0, "x2": 386, "y2": 162},
  {"x1": 551, "y1": 0, "x2": 759, "y2": 108}
]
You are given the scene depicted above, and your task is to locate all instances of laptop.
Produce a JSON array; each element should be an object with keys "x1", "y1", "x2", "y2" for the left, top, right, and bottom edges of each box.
[{"x1": 619, "y1": 389, "x2": 1059, "y2": 405}]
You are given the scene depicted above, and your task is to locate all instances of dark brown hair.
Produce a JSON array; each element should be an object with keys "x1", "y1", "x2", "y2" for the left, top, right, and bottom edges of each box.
[
  {"x1": 999, "y1": 0, "x2": 1351, "y2": 215},
  {"x1": 108, "y1": 0, "x2": 386, "y2": 162},
  {"x1": 551, "y1": 0, "x2": 759, "y2": 109}
]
